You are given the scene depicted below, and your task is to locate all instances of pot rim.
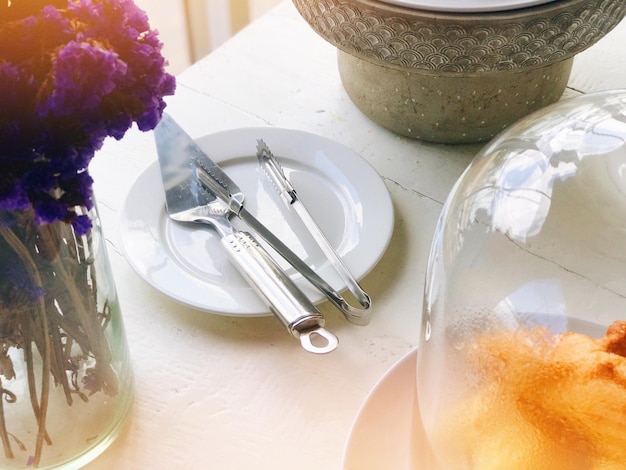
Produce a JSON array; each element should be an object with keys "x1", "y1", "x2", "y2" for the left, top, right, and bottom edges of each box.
[{"x1": 293, "y1": 0, "x2": 626, "y2": 73}]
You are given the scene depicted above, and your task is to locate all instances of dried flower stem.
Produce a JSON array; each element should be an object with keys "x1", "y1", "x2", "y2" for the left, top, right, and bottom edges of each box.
[
  {"x1": 0, "y1": 380, "x2": 16, "y2": 459},
  {"x1": 0, "y1": 208, "x2": 118, "y2": 466},
  {"x1": 0, "y1": 225, "x2": 53, "y2": 465}
]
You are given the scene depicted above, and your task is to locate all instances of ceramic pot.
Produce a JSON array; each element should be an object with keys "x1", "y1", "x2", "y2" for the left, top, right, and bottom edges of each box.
[{"x1": 293, "y1": 0, "x2": 626, "y2": 143}]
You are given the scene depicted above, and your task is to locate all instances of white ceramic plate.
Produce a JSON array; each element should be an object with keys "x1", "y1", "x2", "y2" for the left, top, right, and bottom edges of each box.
[
  {"x1": 120, "y1": 127, "x2": 394, "y2": 316},
  {"x1": 342, "y1": 349, "x2": 438, "y2": 470},
  {"x1": 376, "y1": 0, "x2": 558, "y2": 13}
]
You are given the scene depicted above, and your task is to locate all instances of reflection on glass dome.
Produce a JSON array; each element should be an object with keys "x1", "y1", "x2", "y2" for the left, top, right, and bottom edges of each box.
[{"x1": 417, "y1": 90, "x2": 626, "y2": 469}]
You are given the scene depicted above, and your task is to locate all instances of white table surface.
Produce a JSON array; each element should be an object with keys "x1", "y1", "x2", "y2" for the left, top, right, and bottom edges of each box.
[{"x1": 86, "y1": 2, "x2": 626, "y2": 469}]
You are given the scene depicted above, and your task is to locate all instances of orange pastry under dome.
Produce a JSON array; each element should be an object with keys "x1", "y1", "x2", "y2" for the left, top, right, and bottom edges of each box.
[{"x1": 417, "y1": 90, "x2": 626, "y2": 469}]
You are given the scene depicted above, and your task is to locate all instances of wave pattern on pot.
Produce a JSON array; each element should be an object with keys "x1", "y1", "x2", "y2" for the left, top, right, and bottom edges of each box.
[{"x1": 294, "y1": 0, "x2": 626, "y2": 73}]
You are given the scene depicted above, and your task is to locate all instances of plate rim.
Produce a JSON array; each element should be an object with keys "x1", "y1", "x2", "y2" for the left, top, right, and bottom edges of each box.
[
  {"x1": 120, "y1": 126, "x2": 394, "y2": 316},
  {"x1": 342, "y1": 348, "x2": 423, "y2": 470},
  {"x1": 376, "y1": 0, "x2": 558, "y2": 12}
]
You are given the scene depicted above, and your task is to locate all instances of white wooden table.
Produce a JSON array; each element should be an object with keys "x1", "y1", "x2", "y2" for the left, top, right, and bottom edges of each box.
[{"x1": 86, "y1": 2, "x2": 626, "y2": 469}]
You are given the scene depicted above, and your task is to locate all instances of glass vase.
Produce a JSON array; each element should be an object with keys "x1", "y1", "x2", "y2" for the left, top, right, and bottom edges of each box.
[
  {"x1": 417, "y1": 90, "x2": 626, "y2": 469},
  {"x1": 0, "y1": 201, "x2": 133, "y2": 469}
]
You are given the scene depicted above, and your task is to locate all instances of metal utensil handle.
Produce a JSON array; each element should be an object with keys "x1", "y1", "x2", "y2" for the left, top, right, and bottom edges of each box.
[
  {"x1": 237, "y1": 208, "x2": 371, "y2": 326},
  {"x1": 221, "y1": 231, "x2": 338, "y2": 354},
  {"x1": 293, "y1": 199, "x2": 371, "y2": 308},
  {"x1": 256, "y1": 139, "x2": 371, "y2": 317}
]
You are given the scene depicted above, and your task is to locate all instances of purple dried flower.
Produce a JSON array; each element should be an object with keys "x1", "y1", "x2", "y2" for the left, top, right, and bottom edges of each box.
[
  {"x1": 0, "y1": 264, "x2": 45, "y2": 304},
  {"x1": 33, "y1": 200, "x2": 69, "y2": 225},
  {"x1": 72, "y1": 214, "x2": 93, "y2": 236},
  {"x1": 0, "y1": 182, "x2": 30, "y2": 212},
  {"x1": 0, "y1": 0, "x2": 176, "y2": 228},
  {"x1": 0, "y1": 241, "x2": 45, "y2": 311},
  {"x1": 36, "y1": 41, "x2": 129, "y2": 120}
]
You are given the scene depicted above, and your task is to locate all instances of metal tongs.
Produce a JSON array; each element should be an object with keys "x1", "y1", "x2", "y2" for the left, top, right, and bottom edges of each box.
[{"x1": 256, "y1": 140, "x2": 372, "y2": 325}]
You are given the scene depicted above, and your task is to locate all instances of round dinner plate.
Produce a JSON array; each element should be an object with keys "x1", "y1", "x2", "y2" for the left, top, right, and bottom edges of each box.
[
  {"x1": 120, "y1": 127, "x2": 394, "y2": 316},
  {"x1": 375, "y1": 0, "x2": 558, "y2": 12},
  {"x1": 342, "y1": 349, "x2": 439, "y2": 470}
]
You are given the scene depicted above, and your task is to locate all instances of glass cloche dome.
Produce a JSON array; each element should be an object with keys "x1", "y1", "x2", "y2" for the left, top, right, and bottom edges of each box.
[{"x1": 417, "y1": 90, "x2": 626, "y2": 469}]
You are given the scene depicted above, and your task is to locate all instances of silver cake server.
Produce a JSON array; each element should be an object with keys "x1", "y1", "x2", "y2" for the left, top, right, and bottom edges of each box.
[
  {"x1": 256, "y1": 139, "x2": 371, "y2": 322},
  {"x1": 154, "y1": 116, "x2": 338, "y2": 354}
]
